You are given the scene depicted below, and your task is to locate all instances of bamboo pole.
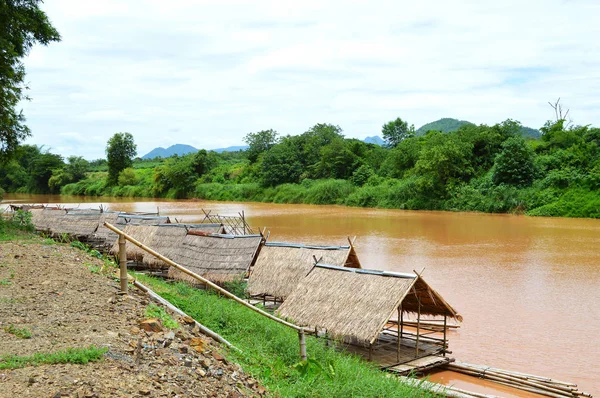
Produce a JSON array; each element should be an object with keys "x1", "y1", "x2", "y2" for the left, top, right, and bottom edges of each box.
[
  {"x1": 415, "y1": 298, "x2": 421, "y2": 358},
  {"x1": 396, "y1": 306, "x2": 401, "y2": 362},
  {"x1": 299, "y1": 328, "x2": 307, "y2": 361},
  {"x1": 443, "y1": 315, "x2": 447, "y2": 357},
  {"x1": 448, "y1": 363, "x2": 576, "y2": 398},
  {"x1": 104, "y1": 222, "x2": 309, "y2": 360},
  {"x1": 118, "y1": 234, "x2": 128, "y2": 294}
]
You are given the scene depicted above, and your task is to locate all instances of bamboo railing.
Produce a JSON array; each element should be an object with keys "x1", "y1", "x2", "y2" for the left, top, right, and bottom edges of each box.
[{"x1": 104, "y1": 222, "x2": 307, "y2": 361}]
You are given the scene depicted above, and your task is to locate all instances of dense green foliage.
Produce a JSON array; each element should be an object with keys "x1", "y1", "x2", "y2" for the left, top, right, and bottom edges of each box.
[
  {"x1": 106, "y1": 132, "x2": 137, "y2": 185},
  {"x1": 2, "y1": 117, "x2": 599, "y2": 218},
  {"x1": 0, "y1": 0, "x2": 60, "y2": 162},
  {"x1": 134, "y1": 273, "x2": 435, "y2": 398}
]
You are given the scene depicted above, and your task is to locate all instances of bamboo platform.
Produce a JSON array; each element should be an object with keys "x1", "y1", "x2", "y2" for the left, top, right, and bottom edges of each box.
[
  {"x1": 387, "y1": 355, "x2": 454, "y2": 375},
  {"x1": 342, "y1": 331, "x2": 447, "y2": 368}
]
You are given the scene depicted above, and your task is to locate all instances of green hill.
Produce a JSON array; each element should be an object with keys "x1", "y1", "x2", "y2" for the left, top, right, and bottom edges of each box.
[
  {"x1": 416, "y1": 118, "x2": 474, "y2": 135},
  {"x1": 417, "y1": 118, "x2": 541, "y2": 138}
]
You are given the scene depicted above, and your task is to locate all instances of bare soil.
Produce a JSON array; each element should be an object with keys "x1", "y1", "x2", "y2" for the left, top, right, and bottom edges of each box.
[{"x1": 0, "y1": 241, "x2": 264, "y2": 397}]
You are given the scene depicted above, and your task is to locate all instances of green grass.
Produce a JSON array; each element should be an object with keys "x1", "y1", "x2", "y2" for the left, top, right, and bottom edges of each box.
[
  {"x1": 144, "y1": 303, "x2": 179, "y2": 329},
  {"x1": 0, "y1": 346, "x2": 108, "y2": 369},
  {"x1": 4, "y1": 324, "x2": 32, "y2": 339},
  {"x1": 133, "y1": 273, "x2": 436, "y2": 398},
  {"x1": 0, "y1": 278, "x2": 11, "y2": 286}
]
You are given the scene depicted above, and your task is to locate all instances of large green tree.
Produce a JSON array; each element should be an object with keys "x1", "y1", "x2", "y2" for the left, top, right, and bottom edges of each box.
[
  {"x1": 106, "y1": 133, "x2": 137, "y2": 185},
  {"x1": 382, "y1": 117, "x2": 415, "y2": 148},
  {"x1": 243, "y1": 129, "x2": 278, "y2": 163},
  {"x1": 0, "y1": 0, "x2": 60, "y2": 162},
  {"x1": 492, "y1": 136, "x2": 537, "y2": 187}
]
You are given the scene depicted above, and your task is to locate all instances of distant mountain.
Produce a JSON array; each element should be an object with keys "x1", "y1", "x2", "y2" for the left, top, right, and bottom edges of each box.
[
  {"x1": 416, "y1": 118, "x2": 474, "y2": 135},
  {"x1": 363, "y1": 136, "x2": 385, "y2": 146},
  {"x1": 212, "y1": 145, "x2": 249, "y2": 153},
  {"x1": 142, "y1": 144, "x2": 250, "y2": 159},
  {"x1": 416, "y1": 118, "x2": 541, "y2": 138},
  {"x1": 519, "y1": 126, "x2": 542, "y2": 138},
  {"x1": 142, "y1": 144, "x2": 198, "y2": 159}
]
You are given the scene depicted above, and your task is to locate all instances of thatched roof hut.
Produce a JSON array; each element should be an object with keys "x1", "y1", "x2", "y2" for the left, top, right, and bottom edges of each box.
[
  {"x1": 247, "y1": 242, "x2": 361, "y2": 300},
  {"x1": 277, "y1": 264, "x2": 461, "y2": 345},
  {"x1": 168, "y1": 234, "x2": 263, "y2": 284},
  {"x1": 107, "y1": 224, "x2": 227, "y2": 269}
]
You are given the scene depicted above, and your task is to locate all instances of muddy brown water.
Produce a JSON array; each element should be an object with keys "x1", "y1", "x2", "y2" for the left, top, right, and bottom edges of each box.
[{"x1": 3, "y1": 194, "x2": 599, "y2": 396}]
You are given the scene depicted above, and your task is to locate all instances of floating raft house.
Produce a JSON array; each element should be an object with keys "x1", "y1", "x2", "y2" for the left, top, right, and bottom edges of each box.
[
  {"x1": 277, "y1": 264, "x2": 461, "y2": 374},
  {"x1": 247, "y1": 241, "x2": 361, "y2": 301}
]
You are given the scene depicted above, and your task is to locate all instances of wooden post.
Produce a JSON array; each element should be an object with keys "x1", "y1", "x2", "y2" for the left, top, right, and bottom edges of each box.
[
  {"x1": 397, "y1": 306, "x2": 401, "y2": 362},
  {"x1": 443, "y1": 315, "x2": 447, "y2": 357},
  {"x1": 242, "y1": 210, "x2": 246, "y2": 235},
  {"x1": 119, "y1": 234, "x2": 128, "y2": 294},
  {"x1": 415, "y1": 299, "x2": 421, "y2": 358},
  {"x1": 299, "y1": 328, "x2": 307, "y2": 361}
]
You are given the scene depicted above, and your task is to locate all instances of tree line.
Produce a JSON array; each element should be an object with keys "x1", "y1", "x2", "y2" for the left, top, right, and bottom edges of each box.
[{"x1": 2, "y1": 114, "x2": 599, "y2": 218}]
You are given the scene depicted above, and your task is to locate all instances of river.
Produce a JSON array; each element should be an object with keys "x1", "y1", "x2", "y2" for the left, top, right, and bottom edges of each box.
[{"x1": 2, "y1": 194, "x2": 599, "y2": 396}]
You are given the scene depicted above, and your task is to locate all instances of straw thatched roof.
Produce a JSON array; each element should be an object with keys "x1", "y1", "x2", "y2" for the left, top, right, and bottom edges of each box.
[
  {"x1": 30, "y1": 208, "x2": 66, "y2": 232},
  {"x1": 107, "y1": 223, "x2": 229, "y2": 269},
  {"x1": 277, "y1": 264, "x2": 461, "y2": 345},
  {"x1": 143, "y1": 224, "x2": 225, "y2": 269},
  {"x1": 168, "y1": 234, "x2": 263, "y2": 284},
  {"x1": 247, "y1": 242, "x2": 361, "y2": 300}
]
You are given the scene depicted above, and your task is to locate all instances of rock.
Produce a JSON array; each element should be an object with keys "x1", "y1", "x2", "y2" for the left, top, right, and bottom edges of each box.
[
  {"x1": 181, "y1": 316, "x2": 195, "y2": 325},
  {"x1": 212, "y1": 352, "x2": 226, "y2": 363},
  {"x1": 129, "y1": 326, "x2": 140, "y2": 335},
  {"x1": 189, "y1": 337, "x2": 205, "y2": 353},
  {"x1": 201, "y1": 358, "x2": 212, "y2": 369},
  {"x1": 139, "y1": 389, "x2": 151, "y2": 396},
  {"x1": 195, "y1": 368, "x2": 206, "y2": 377},
  {"x1": 164, "y1": 331, "x2": 175, "y2": 340},
  {"x1": 139, "y1": 319, "x2": 162, "y2": 332}
]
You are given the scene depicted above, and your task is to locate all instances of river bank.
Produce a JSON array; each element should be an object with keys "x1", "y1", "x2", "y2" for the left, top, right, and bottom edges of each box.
[{"x1": 56, "y1": 174, "x2": 600, "y2": 219}]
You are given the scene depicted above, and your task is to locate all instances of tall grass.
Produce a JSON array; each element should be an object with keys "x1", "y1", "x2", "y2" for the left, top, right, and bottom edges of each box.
[{"x1": 133, "y1": 274, "x2": 436, "y2": 398}]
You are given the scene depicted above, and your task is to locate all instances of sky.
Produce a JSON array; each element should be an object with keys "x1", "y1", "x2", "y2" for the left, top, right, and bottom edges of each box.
[{"x1": 20, "y1": 0, "x2": 600, "y2": 160}]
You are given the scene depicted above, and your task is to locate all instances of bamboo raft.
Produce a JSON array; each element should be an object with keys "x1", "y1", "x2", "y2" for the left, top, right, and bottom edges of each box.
[{"x1": 447, "y1": 362, "x2": 592, "y2": 398}]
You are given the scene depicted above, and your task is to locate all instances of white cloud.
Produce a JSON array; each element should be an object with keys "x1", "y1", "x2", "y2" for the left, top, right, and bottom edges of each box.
[{"x1": 19, "y1": 0, "x2": 600, "y2": 159}]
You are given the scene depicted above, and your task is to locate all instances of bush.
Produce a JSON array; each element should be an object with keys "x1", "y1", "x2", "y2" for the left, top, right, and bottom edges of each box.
[
  {"x1": 117, "y1": 167, "x2": 138, "y2": 186},
  {"x1": 304, "y1": 179, "x2": 355, "y2": 205}
]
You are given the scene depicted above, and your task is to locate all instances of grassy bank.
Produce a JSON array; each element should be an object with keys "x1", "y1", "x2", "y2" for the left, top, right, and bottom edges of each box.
[
  {"x1": 133, "y1": 273, "x2": 436, "y2": 397},
  {"x1": 0, "y1": 221, "x2": 435, "y2": 397}
]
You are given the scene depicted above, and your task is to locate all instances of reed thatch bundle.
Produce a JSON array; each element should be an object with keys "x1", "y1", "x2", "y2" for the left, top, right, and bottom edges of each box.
[
  {"x1": 29, "y1": 208, "x2": 66, "y2": 232},
  {"x1": 247, "y1": 242, "x2": 361, "y2": 300},
  {"x1": 168, "y1": 234, "x2": 263, "y2": 284},
  {"x1": 109, "y1": 225, "x2": 158, "y2": 262},
  {"x1": 277, "y1": 265, "x2": 461, "y2": 345},
  {"x1": 51, "y1": 213, "x2": 105, "y2": 238},
  {"x1": 142, "y1": 224, "x2": 226, "y2": 269}
]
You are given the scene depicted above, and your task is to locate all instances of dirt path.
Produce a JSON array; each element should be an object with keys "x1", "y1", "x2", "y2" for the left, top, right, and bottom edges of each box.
[{"x1": 0, "y1": 241, "x2": 263, "y2": 397}]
